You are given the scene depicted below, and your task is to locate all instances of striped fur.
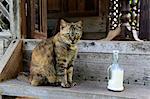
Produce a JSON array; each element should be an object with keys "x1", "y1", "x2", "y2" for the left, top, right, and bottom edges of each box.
[{"x1": 30, "y1": 19, "x2": 83, "y2": 88}]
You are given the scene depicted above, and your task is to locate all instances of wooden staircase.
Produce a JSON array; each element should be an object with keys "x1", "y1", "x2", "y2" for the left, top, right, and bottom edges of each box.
[
  {"x1": 0, "y1": 79, "x2": 149, "y2": 99},
  {"x1": 0, "y1": 40, "x2": 150, "y2": 98}
]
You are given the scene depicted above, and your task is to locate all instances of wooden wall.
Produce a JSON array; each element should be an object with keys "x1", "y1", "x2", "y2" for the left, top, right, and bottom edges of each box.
[
  {"x1": 140, "y1": 0, "x2": 150, "y2": 40},
  {"x1": 48, "y1": 17, "x2": 107, "y2": 40}
]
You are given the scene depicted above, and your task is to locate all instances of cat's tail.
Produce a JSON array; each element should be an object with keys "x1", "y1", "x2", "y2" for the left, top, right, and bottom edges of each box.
[{"x1": 17, "y1": 72, "x2": 30, "y2": 83}]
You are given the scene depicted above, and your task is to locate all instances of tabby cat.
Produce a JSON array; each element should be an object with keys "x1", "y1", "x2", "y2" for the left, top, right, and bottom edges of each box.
[{"x1": 30, "y1": 19, "x2": 83, "y2": 88}]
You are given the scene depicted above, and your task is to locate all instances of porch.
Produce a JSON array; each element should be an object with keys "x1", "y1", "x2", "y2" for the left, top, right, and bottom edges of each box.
[{"x1": 0, "y1": 0, "x2": 150, "y2": 98}]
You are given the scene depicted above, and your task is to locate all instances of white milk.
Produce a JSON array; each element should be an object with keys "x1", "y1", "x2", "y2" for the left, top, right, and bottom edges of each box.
[
  {"x1": 107, "y1": 68, "x2": 124, "y2": 91},
  {"x1": 107, "y1": 50, "x2": 124, "y2": 91}
]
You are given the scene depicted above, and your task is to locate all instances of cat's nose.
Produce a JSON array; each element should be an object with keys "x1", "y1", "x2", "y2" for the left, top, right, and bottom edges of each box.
[
  {"x1": 72, "y1": 40, "x2": 75, "y2": 44},
  {"x1": 72, "y1": 42, "x2": 75, "y2": 44}
]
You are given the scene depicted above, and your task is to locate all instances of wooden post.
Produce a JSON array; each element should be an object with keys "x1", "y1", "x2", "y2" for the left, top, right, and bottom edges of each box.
[
  {"x1": 26, "y1": 0, "x2": 32, "y2": 38},
  {"x1": 0, "y1": 40, "x2": 3, "y2": 55},
  {"x1": 0, "y1": 40, "x2": 23, "y2": 82},
  {"x1": 119, "y1": 0, "x2": 132, "y2": 40},
  {"x1": 139, "y1": 0, "x2": 150, "y2": 40},
  {"x1": 9, "y1": 0, "x2": 15, "y2": 39},
  {"x1": 21, "y1": 0, "x2": 27, "y2": 39}
]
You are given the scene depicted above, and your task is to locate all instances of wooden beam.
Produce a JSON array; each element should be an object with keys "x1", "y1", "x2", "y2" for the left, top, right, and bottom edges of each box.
[
  {"x1": 20, "y1": 0, "x2": 27, "y2": 39},
  {"x1": 23, "y1": 39, "x2": 150, "y2": 55},
  {"x1": 0, "y1": 40, "x2": 23, "y2": 82},
  {"x1": 41, "y1": 0, "x2": 47, "y2": 33},
  {"x1": 26, "y1": 0, "x2": 32, "y2": 38},
  {"x1": 0, "y1": 40, "x2": 3, "y2": 56},
  {"x1": 0, "y1": 2, "x2": 10, "y2": 21},
  {"x1": 0, "y1": 3, "x2": 10, "y2": 21}
]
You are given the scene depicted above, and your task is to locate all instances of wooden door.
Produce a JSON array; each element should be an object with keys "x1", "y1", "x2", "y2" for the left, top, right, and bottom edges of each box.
[
  {"x1": 140, "y1": 0, "x2": 150, "y2": 40},
  {"x1": 66, "y1": 0, "x2": 99, "y2": 16},
  {"x1": 48, "y1": 0, "x2": 61, "y2": 12},
  {"x1": 28, "y1": 0, "x2": 47, "y2": 39},
  {"x1": 47, "y1": 0, "x2": 99, "y2": 18},
  {"x1": 47, "y1": 0, "x2": 64, "y2": 18}
]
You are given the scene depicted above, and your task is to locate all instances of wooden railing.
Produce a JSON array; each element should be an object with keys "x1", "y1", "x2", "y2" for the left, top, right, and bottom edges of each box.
[
  {"x1": 108, "y1": 0, "x2": 140, "y2": 31},
  {"x1": 0, "y1": 0, "x2": 20, "y2": 54}
]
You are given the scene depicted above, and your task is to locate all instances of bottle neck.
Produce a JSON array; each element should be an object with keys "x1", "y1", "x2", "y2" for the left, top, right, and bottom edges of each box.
[{"x1": 112, "y1": 51, "x2": 119, "y2": 66}]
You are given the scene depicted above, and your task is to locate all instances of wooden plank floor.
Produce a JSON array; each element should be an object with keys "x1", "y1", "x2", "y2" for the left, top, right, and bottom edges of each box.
[{"x1": 0, "y1": 79, "x2": 149, "y2": 99}]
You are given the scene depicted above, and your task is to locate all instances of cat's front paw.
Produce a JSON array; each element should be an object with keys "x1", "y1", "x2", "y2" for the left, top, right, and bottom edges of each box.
[
  {"x1": 61, "y1": 83, "x2": 71, "y2": 88},
  {"x1": 69, "y1": 82, "x2": 77, "y2": 87},
  {"x1": 30, "y1": 80, "x2": 40, "y2": 86}
]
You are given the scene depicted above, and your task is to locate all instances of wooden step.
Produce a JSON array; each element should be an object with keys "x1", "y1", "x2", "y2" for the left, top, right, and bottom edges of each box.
[
  {"x1": 23, "y1": 40, "x2": 150, "y2": 86},
  {"x1": 0, "y1": 79, "x2": 149, "y2": 99}
]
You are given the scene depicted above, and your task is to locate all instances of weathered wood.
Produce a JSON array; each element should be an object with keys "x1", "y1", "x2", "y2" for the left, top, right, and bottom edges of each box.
[
  {"x1": 47, "y1": 17, "x2": 107, "y2": 39},
  {"x1": 48, "y1": 17, "x2": 106, "y2": 31},
  {"x1": 41, "y1": 0, "x2": 47, "y2": 34},
  {"x1": 74, "y1": 52, "x2": 150, "y2": 85},
  {"x1": 0, "y1": 40, "x2": 3, "y2": 55},
  {"x1": 47, "y1": 0, "x2": 61, "y2": 11},
  {"x1": 29, "y1": 0, "x2": 47, "y2": 39},
  {"x1": 78, "y1": 0, "x2": 86, "y2": 12},
  {"x1": 11, "y1": 0, "x2": 21, "y2": 39},
  {"x1": 20, "y1": 0, "x2": 27, "y2": 39},
  {"x1": 0, "y1": 0, "x2": 20, "y2": 39},
  {"x1": 9, "y1": 0, "x2": 15, "y2": 38},
  {"x1": 0, "y1": 40, "x2": 20, "y2": 73},
  {"x1": 99, "y1": 0, "x2": 109, "y2": 17},
  {"x1": 16, "y1": 96, "x2": 37, "y2": 99},
  {"x1": 26, "y1": 0, "x2": 33, "y2": 38},
  {"x1": 29, "y1": 0, "x2": 35, "y2": 38},
  {"x1": 23, "y1": 40, "x2": 150, "y2": 86},
  {"x1": 23, "y1": 39, "x2": 150, "y2": 54},
  {"x1": 0, "y1": 40, "x2": 23, "y2": 81},
  {"x1": 139, "y1": 0, "x2": 150, "y2": 40},
  {"x1": 0, "y1": 31, "x2": 11, "y2": 38},
  {"x1": 0, "y1": 3, "x2": 10, "y2": 21},
  {"x1": 0, "y1": 79, "x2": 149, "y2": 99},
  {"x1": 68, "y1": 0, "x2": 76, "y2": 12},
  {"x1": 48, "y1": 0, "x2": 100, "y2": 18},
  {"x1": 0, "y1": 31, "x2": 12, "y2": 48}
]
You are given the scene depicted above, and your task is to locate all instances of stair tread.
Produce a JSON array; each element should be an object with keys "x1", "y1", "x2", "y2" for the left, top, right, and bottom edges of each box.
[{"x1": 0, "y1": 79, "x2": 149, "y2": 99}]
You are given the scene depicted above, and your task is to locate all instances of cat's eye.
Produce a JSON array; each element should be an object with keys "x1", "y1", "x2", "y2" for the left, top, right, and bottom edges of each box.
[
  {"x1": 61, "y1": 26, "x2": 64, "y2": 30},
  {"x1": 78, "y1": 26, "x2": 82, "y2": 29}
]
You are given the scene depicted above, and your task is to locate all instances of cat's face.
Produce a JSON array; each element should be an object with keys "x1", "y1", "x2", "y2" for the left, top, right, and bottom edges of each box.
[{"x1": 60, "y1": 19, "x2": 83, "y2": 44}]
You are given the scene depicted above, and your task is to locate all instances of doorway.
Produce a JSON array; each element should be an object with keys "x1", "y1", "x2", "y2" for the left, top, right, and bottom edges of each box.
[{"x1": 25, "y1": 0, "x2": 109, "y2": 39}]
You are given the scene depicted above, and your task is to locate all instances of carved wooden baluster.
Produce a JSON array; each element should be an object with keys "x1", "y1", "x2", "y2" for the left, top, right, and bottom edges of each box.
[
  {"x1": 120, "y1": 0, "x2": 132, "y2": 40},
  {"x1": 130, "y1": 0, "x2": 139, "y2": 31},
  {"x1": 120, "y1": 0, "x2": 143, "y2": 41},
  {"x1": 108, "y1": 0, "x2": 121, "y2": 30},
  {"x1": 0, "y1": 0, "x2": 10, "y2": 31}
]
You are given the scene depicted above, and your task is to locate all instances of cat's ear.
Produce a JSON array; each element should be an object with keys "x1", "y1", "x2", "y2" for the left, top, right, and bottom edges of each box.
[
  {"x1": 76, "y1": 20, "x2": 83, "y2": 27},
  {"x1": 60, "y1": 19, "x2": 67, "y2": 30}
]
